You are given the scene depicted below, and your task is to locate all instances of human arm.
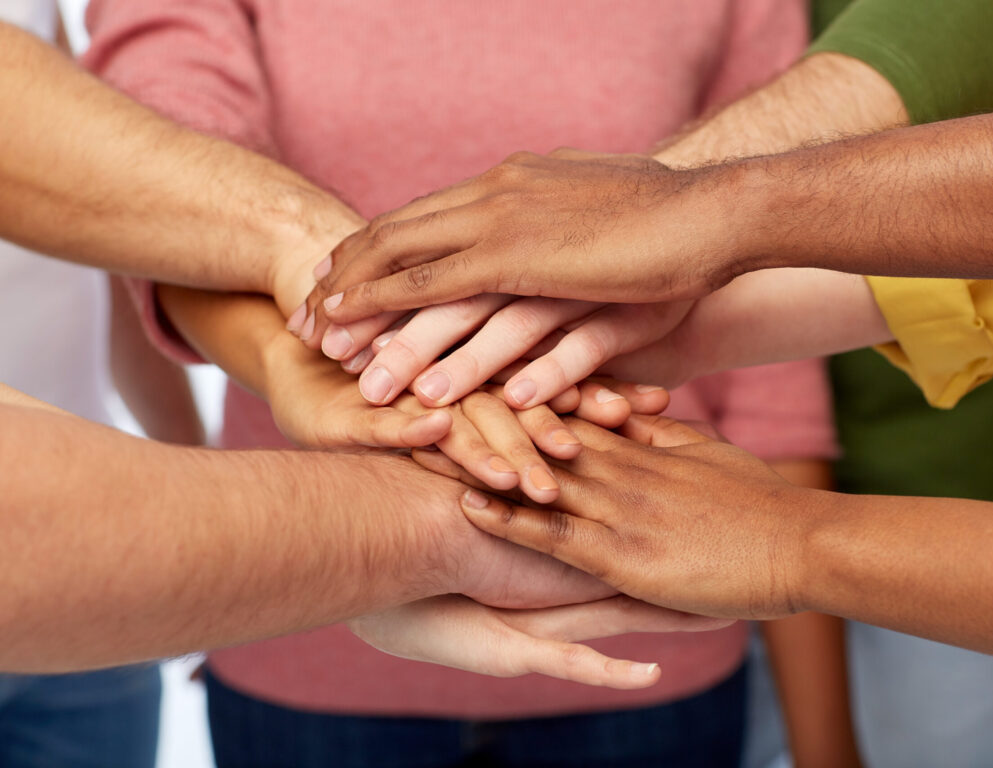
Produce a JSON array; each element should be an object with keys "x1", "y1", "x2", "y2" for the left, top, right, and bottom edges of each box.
[
  {"x1": 108, "y1": 276, "x2": 205, "y2": 444},
  {"x1": 459, "y1": 416, "x2": 993, "y2": 653},
  {"x1": 297, "y1": 52, "x2": 909, "y2": 407},
  {"x1": 0, "y1": 21, "x2": 346, "y2": 305},
  {"x1": 762, "y1": 459, "x2": 862, "y2": 768}
]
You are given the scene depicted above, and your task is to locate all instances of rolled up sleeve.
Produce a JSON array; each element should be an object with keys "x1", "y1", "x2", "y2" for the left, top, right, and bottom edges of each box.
[{"x1": 867, "y1": 277, "x2": 993, "y2": 408}]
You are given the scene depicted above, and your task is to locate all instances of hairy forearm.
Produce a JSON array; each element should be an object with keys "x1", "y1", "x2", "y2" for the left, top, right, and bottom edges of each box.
[
  {"x1": 655, "y1": 52, "x2": 909, "y2": 168},
  {"x1": 0, "y1": 22, "x2": 354, "y2": 299},
  {"x1": 735, "y1": 113, "x2": 993, "y2": 279},
  {"x1": 799, "y1": 490, "x2": 993, "y2": 653},
  {"x1": 0, "y1": 402, "x2": 451, "y2": 672}
]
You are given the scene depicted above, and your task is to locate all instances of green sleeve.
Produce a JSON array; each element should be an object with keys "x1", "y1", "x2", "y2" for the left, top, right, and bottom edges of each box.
[{"x1": 807, "y1": 0, "x2": 993, "y2": 124}]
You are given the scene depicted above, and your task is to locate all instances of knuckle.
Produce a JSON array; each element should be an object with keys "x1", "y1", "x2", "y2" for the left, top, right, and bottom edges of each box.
[
  {"x1": 498, "y1": 305, "x2": 548, "y2": 344},
  {"x1": 545, "y1": 511, "x2": 574, "y2": 543},
  {"x1": 403, "y1": 263, "x2": 434, "y2": 293},
  {"x1": 369, "y1": 220, "x2": 400, "y2": 250}
]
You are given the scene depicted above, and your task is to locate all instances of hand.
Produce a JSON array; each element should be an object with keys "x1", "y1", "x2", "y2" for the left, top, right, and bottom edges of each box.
[
  {"x1": 263, "y1": 328, "x2": 453, "y2": 449},
  {"x1": 457, "y1": 416, "x2": 819, "y2": 620},
  {"x1": 375, "y1": 455, "x2": 617, "y2": 610},
  {"x1": 348, "y1": 594, "x2": 730, "y2": 689},
  {"x1": 303, "y1": 148, "x2": 741, "y2": 326},
  {"x1": 311, "y1": 291, "x2": 688, "y2": 410}
]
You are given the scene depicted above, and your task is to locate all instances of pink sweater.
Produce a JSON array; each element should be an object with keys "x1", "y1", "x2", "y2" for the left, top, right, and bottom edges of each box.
[{"x1": 85, "y1": 0, "x2": 829, "y2": 718}]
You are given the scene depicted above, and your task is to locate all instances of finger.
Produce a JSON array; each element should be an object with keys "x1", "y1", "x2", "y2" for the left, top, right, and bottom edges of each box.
[
  {"x1": 559, "y1": 415, "x2": 627, "y2": 451},
  {"x1": 460, "y1": 491, "x2": 610, "y2": 578},
  {"x1": 618, "y1": 414, "x2": 714, "y2": 448},
  {"x1": 591, "y1": 378, "x2": 669, "y2": 415},
  {"x1": 340, "y1": 345, "x2": 375, "y2": 375},
  {"x1": 363, "y1": 294, "x2": 513, "y2": 405},
  {"x1": 572, "y1": 381, "x2": 631, "y2": 429},
  {"x1": 326, "y1": 207, "x2": 483, "y2": 300},
  {"x1": 313, "y1": 310, "x2": 407, "y2": 358},
  {"x1": 502, "y1": 303, "x2": 689, "y2": 408},
  {"x1": 411, "y1": 449, "x2": 529, "y2": 505},
  {"x1": 512, "y1": 403, "x2": 582, "y2": 461},
  {"x1": 326, "y1": 248, "x2": 506, "y2": 326},
  {"x1": 546, "y1": 387, "x2": 581, "y2": 414},
  {"x1": 521, "y1": 636, "x2": 661, "y2": 690},
  {"x1": 510, "y1": 596, "x2": 733, "y2": 641},
  {"x1": 334, "y1": 407, "x2": 452, "y2": 448},
  {"x1": 501, "y1": 315, "x2": 629, "y2": 408},
  {"x1": 460, "y1": 392, "x2": 561, "y2": 503},
  {"x1": 430, "y1": 407, "x2": 522, "y2": 493},
  {"x1": 412, "y1": 298, "x2": 600, "y2": 407}
]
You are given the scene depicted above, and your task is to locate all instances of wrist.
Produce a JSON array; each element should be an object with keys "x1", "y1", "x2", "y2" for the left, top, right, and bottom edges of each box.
[
  {"x1": 788, "y1": 487, "x2": 852, "y2": 617},
  {"x1": 264, "y1": 185, "x2": 365, "y2": 315}
]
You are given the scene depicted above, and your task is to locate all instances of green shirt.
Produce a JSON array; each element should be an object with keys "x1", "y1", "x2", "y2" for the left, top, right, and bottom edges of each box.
[
  {"x1": 809, "y1": 0, "x2": 993, "y2": 124},
  {"x1": 810, "y1": 0, "x2": 993, "y2": 500}
]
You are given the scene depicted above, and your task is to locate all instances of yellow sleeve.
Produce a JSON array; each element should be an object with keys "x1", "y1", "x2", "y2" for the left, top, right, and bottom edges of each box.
[{"x1": 866, "y1": 277, "x2": 993, "y2": 408}]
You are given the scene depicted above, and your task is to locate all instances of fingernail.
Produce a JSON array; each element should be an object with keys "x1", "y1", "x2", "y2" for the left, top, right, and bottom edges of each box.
[
  {"x1": 373, "y1": 329, "x2": 398, "y2": 350},
  {"x1": 342, "y1": 346, "x2": 373, "y2": 374},
  {"x1": 462, "y1": 490, "x2": 490, "y2": 509},
  {"x1": 634, "y1": 384, "x2": 665, "y2": 394},
  {"x1": 417, "y1": 370, "x2": 451, "y2": 402},
  {"x1": 528, "y1": 466, "x2": 558, "y2": 491},
  {"x1": 324, "y1": 292, "x2": 344, "y2": 312},
  {"x1": 285, "y1": 303, "x2": 307, "y2": 333},
  {"x1": 594, "y1": 388, "x2": 624, "y2": 404},
  {"x1": 322, "y1": 327, "x2": 354, "y2": 359},
  {"x1": 552, "y1": 430, "x2": 580, "y2": 446},
  {"x1": 313, "y1": 255, "x2": 332, "y2": 280},
  {"x1": 488, "y1": 456, "x2": 516, "y2": 474},
  {"x1": 300, "y1": 311, "x2": 316, "y2": 342},
  {"x1": 359, "y1": 366, "x2": 394, "y2": 403},
  {"x1": 507, "y1": 378, "x2": 537, "y2": 407},
  {"x1": 632, "y1": 662, "x2": 659, "y2": 677}
]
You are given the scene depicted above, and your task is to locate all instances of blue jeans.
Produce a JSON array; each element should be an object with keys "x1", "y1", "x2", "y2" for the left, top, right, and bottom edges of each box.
[
  {"x1": 0, "y1": 665, "x2": 161, "y2": 768},
  {"x1": 206, "y1": 663, "x2": 747, "y2": 768}
]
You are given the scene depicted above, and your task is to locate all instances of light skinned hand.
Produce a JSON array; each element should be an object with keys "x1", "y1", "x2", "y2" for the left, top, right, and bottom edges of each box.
[
  {"x1": 458, "y1": 416, "x2": 819, "y2": 620},
  {"x1": 302, "y1": 148, "x2": 737, "y2": 326},
  {"x1": 348, "y1": 594, "x2": 731, "y2": 689},
  {"x1": 317, "y1": 292, "x2": 687, "y2": 410}
]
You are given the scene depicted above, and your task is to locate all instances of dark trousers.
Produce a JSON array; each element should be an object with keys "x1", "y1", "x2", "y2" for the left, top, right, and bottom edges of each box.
[{"x1": 206, "y1": 663, "x2": 747, "y2": 768}]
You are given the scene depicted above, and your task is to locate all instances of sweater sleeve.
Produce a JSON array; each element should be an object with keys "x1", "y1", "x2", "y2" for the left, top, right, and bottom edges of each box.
[{"x1": 83, "y1": 0, "x2": 276, "y2": 364}]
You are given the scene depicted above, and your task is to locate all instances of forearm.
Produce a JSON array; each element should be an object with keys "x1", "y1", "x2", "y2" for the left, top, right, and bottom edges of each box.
[
  {"x1": 762, "y1": 614, "x2": 861, "y2": 768},
  {"x1": 799, "y1": 490, "x2": 993, "y2": 652},
  {"x1": 0, "y1": 404, "x2": 446, "y2": 672},
  {"x1": 0, "y1": 22, "x2": 355, "y2": 299},
  {"x1": 604, "y1": 268, "x2": 891, "y2": 388},
  {"x1": 109, "y1": 277, "x2": 204, "y2": 444},
  {"x1": 655, "y1": 52, "x2": 908, "y2": 168},
  {"x1": 156, "y1": 285, "x2": 288, "y2": 401}
]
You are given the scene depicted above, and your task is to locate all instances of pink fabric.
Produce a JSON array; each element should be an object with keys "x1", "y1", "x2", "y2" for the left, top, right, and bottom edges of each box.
[{"x1": 85, "y1": 0, "x2": 824, "y2": 718}]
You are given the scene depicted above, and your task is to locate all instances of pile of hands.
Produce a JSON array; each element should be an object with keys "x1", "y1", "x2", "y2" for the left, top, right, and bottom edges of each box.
[{"x1": 262, "y1": 150, "x2": 812, "y2": 690}]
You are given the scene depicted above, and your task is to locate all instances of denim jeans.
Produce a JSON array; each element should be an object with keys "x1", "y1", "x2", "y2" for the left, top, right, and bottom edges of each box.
[
  {"x1": 0, "y1": 665, "x2": 161, "y2": 768},
  {"x1": 206, "y1": 663, "x2": 747, "y2": 768}
]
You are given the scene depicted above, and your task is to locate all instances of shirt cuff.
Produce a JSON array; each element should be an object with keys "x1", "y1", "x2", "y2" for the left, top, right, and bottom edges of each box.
[
  {"x1": 866, "y1": 276, "x2": 993, "y2": 409},
  {"x1": 125, "y1": 278, "x2": 206, "y2": 366}
]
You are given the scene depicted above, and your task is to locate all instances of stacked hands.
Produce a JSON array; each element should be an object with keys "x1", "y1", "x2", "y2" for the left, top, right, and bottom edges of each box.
[{"x1": 268, "y1": 150, "x2": 814, "y2": 690}]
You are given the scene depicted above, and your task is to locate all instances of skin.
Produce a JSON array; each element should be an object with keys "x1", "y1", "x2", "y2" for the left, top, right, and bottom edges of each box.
[
  {"x1": 1, "y1": 383, "x2": 730, "y2": 681},
  {"x1": 0, "y1": 21, "x2": 338, "y2": 308},
  {"x1": 315, "y1": 108, "x2": 993, "y2": 325},
  {"x1": 460, "y1": 417, "x2": 993, "y2": 653},
  {"x1": 298, "y1": 53, "x2": 907, "y2": 407},
  {"x1": 0, "y1": 23, "x2": 708, "y2": 681}
]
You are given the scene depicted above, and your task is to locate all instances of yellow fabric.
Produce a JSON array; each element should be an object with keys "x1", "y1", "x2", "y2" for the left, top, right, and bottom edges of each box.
[{"x1": 866, "y1": 277, "x2": 993, "y2": 408}]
